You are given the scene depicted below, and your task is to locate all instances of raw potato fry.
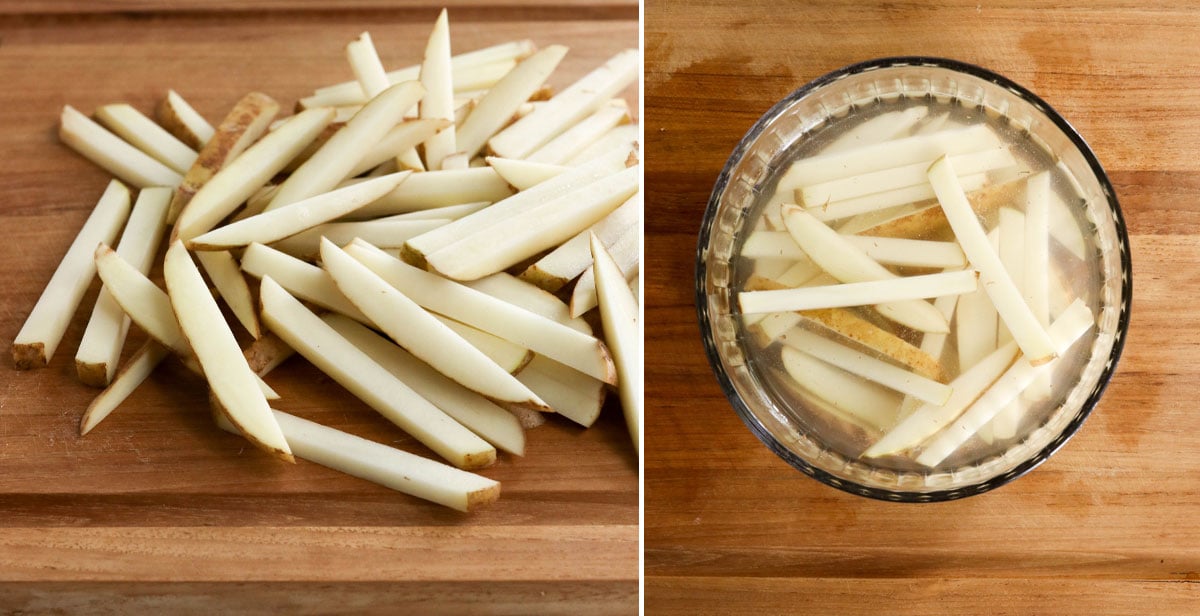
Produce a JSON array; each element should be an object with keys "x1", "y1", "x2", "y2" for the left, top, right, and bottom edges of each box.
[
  {"x1": 778, "y1": 328, "x2": 952, "y2": 405},
  {"x1": 347, "y1": 119, "x2": 451, "y2": 178},
  {"x1": 928, "y1": 155, "x2": 1057, "y2": 364},
  {"x1": 243, "y1": 332, "x2": 295, "y2": 377},
  {"x1": 861, "y1": 177, "x2": 1023, "y2": 239},
  {"x1": 269, "y1": 218, "x2": 447, "y2": 260},
  {"x1": 188, "y1": 172, "x2": 410, "y2": 250},
  {"x1": 566, "y1": 123, "x2": 639, "y2": 167},
  {"x1": 780, "y1": 347, "x2": 901, "y2": 433},
  {"x1": 325, "y1": 314, "x2": 525, "y2": 455},
  {"x1": 13, "y1": 180, "x2": 132, "y2": 369},
  {"x1": 521, "y1": 191, "x2": 641, "y2": 292},
  {"x1": 591, "y1": 235, "x2": 642, "y2": 451},
  {"x1": 750, "y1": 257, "x2": 794, "y2": 281},
  {"x1": 419, "y1": 10, "x2": 457, "y2": 170},
  {"x1": 95, "y1": 104, "x2": 199, "y2": 174},
  {"x1": 59, "y1": 106, "x2": 183, "y2": 188},
  {"x1": 403, "y1": 146, "x2": 631, "y2": 264},
  {"x1": 80, "y1": 341, "x2": 172, "y2": 435},
  {"x1": 818, "y1": 106, "x2": 929, "y2": 155},
  {"x1": 432, "y1": 314, "x2": 532, "y2": 374},
  {"x1": 514, "y1": 355, "x2": 607, "y2": 427},
  {"x1": 240, "y1": 242, "x2": 369, "y2": 323},
  {"x1": 76, "y1": 187, "x2": 171, "y2": 386},
  {"x1": 841, "y1": 235, "x2": 966, "y2": 269},
  {"x1": 780, "y1": 204, "x2": 951, "y2": 333},
  {"x1": 265, "y1": 81, "x2": 424, "y2": 212},
  {"x1": 806, "y1": 172, "x2": 989, "y2": 224},
  {"x1": 167, "y1": 92, "x2": 279, "y2": 224},
  {"x1": 739, "y1": 270, "x2": 978, "y2": 314},
  {"x1": 156, "y1": 89, "x2": 215, "y2": 150},
  {"x1": 836, "y1": 203, "x2": 923, "y2": 235},
  {"x1": 174, "y1": 107, "x2": 334, "y2": 239},
  {"x1": 351, "y1": 167, "x2": 513, "y2": 217},
  {"x1": 996, "y1": 207, "x2": 1026, "y2": 346},
  {"x1": 569, "y1": 225, "x2": 639, "y2": 317},
  {"x1": 799, "y1": 308, "x2": 946, "y2": 382},
  {"x1": 527, "y1": 103, "x2": 630, "y2": 164},
  {"x1": 898, "y1": 291, "x2": 961, "y2": 418},
  {"x1": 216, "y1": 408, "x2": 499, "y2": 512},
  {"x1": 1023, "y1": 172, "x2": 1053, "y2": 353},
  {"x1": 488, "y1": 49, "x2": 639, "y2": 159},
  {"x1": 346, "y1": 32, "x2": 390, "y2": 98},
  {"x1": 487, "y1": 157, "x2": 568, "y2": 190},
  {"x1": 259, "y1": 276, "x2": 496, "y2": 470},
  {"x1": 425, "y1": 165, "x2": 640, "y2": 281},
  {"x1": 344, "y1": 240, "x2": 617, "y2": 384},
  {"x1": 452, "y1": 59, "x2": 518, "y2": 92},
  {"x1": 740, "y1": 231, "x2": 805, "y2": 260},
  {"x1": 457, "y1": 45, "x2": 568, "y2": 159},
  {"x1": 384, "y1": 201, "x2": 489, "y2": 222},
  {"x1": 916, "y1": 299, "x2": 1095, "y2": 467},
  {"x1": 466, "y1": 272, "x2": 592, "y2": 334},
  {"x1": 1049, "y1": 190, "x2": 1088, "y2": 260},
  {"x1": 195, "y1": 250, "x2": 261, "y2": 339},
  {"x1": 321, "y1": 239, "x2": 547, "y2": 409},
  {"x1": 162, "y1": 241, "x2": 291, "y2": 462}
]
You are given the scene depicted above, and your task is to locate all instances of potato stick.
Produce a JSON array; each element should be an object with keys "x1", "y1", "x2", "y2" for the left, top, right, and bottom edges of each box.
[
  {"x1": 837, "y1": 203, "x2": 924, "y2": 235},
  {"x1": 345, "y1": 239, "x2": 616, "y2": 384},
  {"x1": 163, "y1": 241, "x2": 291, "y2": 461},
  {"x1": 351, "y1": 168, "x2": 513, "y2": 217},
  {"x1": 512, "y1": 355, "x2": 606, "y2": 427},
  {"x1": 841, "y1": 235, "x2": 966, "y2": 269},
  {"x1": 403, "y1": 146, "x2": 630, "y2": 264},
  {"x1": 996, "y1": 207, "x2": 1026, "y2": 346},
  {"x1": 929, "y1": 156, "x2": 1056, "y2": 364},
  {"x1": 750, "y1": 311, "x2": 803, "y2": 343},
  {"x1": 807, "y1": 172, "x2": 990, "y2": 223},
  {"x1": 432, "y1": 314, "x2": 531, "y2": 374},
  {"x1": 898, "y1": 291, "x2": 961, "y2": 419},
  {"x1": 269, "y1": 219, "x2": 447, "y2": 260},
  {"x1": 94, "y1": 103, "x2": 199, "y2": 174},
  {"x1": 799, "y1": 308, "x2": 945, "y2": 382},
  {"x1": 240, "y1": 242, "x2": 369, "y2": 323},
  {"x1": 426, "y1": 165, "x2": 639, "y2": 281},
  {"x1": 346, "y1": 32, "x2": 390, "y2": 98},
  {"x1": 76, "y1": 187, "x2": 170, "y2": 386},
  {"x1": 188, "y1": 172, "x2": 410, "y2": 250},
  {"x1": 781, "y1": 204, "x2": 950, "y2": 333},
  {"x1": 780, "y1": 347, "x2": 901, "y2": 433},
  {"x1": 457, "y1": 45, "x2": 568, "y2": 159},
  {"x1": 174, "y1": 107, "x2": 334, "y2": 239},
  {"x1": 818, "y1": 106, "x2": 929, "y2": 155},
  {"x1": 740, "y1": 269, "x2": 976, "y2": 315},
  {"x1": 453, "y1": 59, "x2": 518, "y2": 92},
  {"x1": 243, "y1": 332, "x2": 295, "y2": 376},
  {"x1": 777, "y1": 123, "x2": 1001, "y2": 190},
  {"x1": 1049, "y1": 190, "x2": 1088, "y2": 260},
  {"x1": 751, "y1": 258, "x2": 794, "y2": 281},
  {"x1": 801, "y1": 146, "x2": 1014, "y2": 208},
  {"x1": 439, "y1": 153, "x2": 471, "y2": 171},
  {"x1": 417, "y1": 10, "x2": 457, "y2": 171},
  {"x1": 259, "y1": 276, "x2": 495, "y2": 469},
  {"x1": 956, "y1": 240, "x2": 999, "y2": 372},
  {"x1": 347, "y1": 120, "x2": 450, "y2": 178},
  {"x1": 566, "y1": 123, "x2": 639, "y2": 167},
  {"x1": 266, "y1": 82, "x2": 424, "y2": 212},
  {"x1": 80, "y1": 341, "x2": 172, "y2": 435},
  {"x1": 465, "y1": 272, "x2": 592, "y2": 334},
  {"x1": 59, "y1": 106, "x2": 182, "y2": 188},
  {"x1": 740, "y1": 231, "x2": 805, "y2": 260},
  {"x1": 397, "y1": 147, "x2": 426, "y2": 172},
  {"x1": 777, "y1": 259, "x2": 824, "y2": 287},
  {"x1": 916, "y1": 299, "x2": 1095, "y2": 467},
  {"x1": 157, "y1": 89, "x2": 214, "y2": 150},
  {"x1": 914, "y1": 112, "x2": 951, "y2": 136},
  {"x1": 489, "y1": 49, "x2": 639, "y2": 159},
  {"x1": 381, "y1": 201, "x2": 489, "y2": 222},
  {"x1": 591, "y1": 234, "x2": 641, "y2": 451},
  {"x1": 1023, "y1": 172, "x2": 1053, "y2": 343},
  {"x1": 195, "y1": 250, "x2": 260, "y2": 338},
  {"x1": 324, "y1": 314, "x2": 525, "y2": 455},
  {"x1": 778, "y1": 327, "x2": 951, "y2": 404},
  {"x1": 862, "y1": 177, "x2": 1024, "y2": 239},
  {"x1": 863, "y1": 339, "x2": 1019, "y2": 458},
  {"x1": 487, "y1": 157, "x2": 569, "y2": 190},
  {"x1": 527, "y1": 104, "x2": 630, "y2": 165},
  {"x1": 167, "y1": 92, "x2": 279, "y2": 224},
  {"x1": 520, "y1": 192, "x2": 641, "y2": 292},
  {"x1": 322, "y1": 239, "x2": 546, "y2": 408},
  {"x1": 12, "y1": 181, "x2": 132, "y2": 369},
  {"x1": 570, "y1": 240, "x2": 640, "y2": 318},
  {"x1": 311, "y1": 39, "x2": 537, "y2": 102}
]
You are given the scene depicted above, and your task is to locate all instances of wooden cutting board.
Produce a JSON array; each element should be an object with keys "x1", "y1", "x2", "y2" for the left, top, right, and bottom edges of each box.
[
  {"x1": 646, "y1": 1, "x2": 1198, "y2": 613},
  {"x1": 0, "y1": 3, "x2": 638, "y2": 613}
]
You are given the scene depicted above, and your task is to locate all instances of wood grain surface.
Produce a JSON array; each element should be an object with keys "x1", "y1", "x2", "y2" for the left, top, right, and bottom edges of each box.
[
  {"x1": 0, "y1": 3, "x2": 638, "y2": 614},
  {"x1": 645, "y1": 0, "x2": 1196, "y2": 613}
]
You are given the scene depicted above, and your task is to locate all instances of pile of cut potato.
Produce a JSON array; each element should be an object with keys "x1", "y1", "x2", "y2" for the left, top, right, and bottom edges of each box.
[
  {"x1": 737, "y1": 107, "x2": 1096, "y2": 469},
  {"x1": 11, "y1": 10, "x2": 642, "y2": 512}
]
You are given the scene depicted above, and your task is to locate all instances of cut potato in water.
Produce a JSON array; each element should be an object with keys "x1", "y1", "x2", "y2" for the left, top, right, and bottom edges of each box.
[
  {"x1": 780, "y1": 347, "x2": 901, "y2": 434},
  {"x1": 739, "y1": 270, "x2": 977, "y2": 314}
]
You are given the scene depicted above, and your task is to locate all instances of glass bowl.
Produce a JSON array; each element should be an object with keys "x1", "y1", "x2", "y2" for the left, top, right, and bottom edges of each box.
[{"x1": 695, "y1": 57, "x2": 1131, "y2": 502}]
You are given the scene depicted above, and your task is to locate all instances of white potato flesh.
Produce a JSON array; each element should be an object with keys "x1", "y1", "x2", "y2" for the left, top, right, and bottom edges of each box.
[
  {"x1": 351, "y1": 167, "x2": 513, "y2": 217},
  {"x1": 486, "y1": 157, "x2": 569, "y2": 191},
  {"x1": 381, "y1": 201, "x2": 489, "y2": 222},
  {"x1": 591, "y1": 234, "x2": 642, "y2": 452},
  {"x1": 195, "y1": 250, "x2": 261, "y2": 339},
  {"x1": 80, "y1": 341, "x2": 172, "y2": 435},
  {"x1": 780, "y1": 347, "x2": 901, "y2": 433},
  {"x1": 805, "y1": 172, "x2": 990, "y2": 223},
  {"x1": 800, "y1": 146, "x2": 1015, "y2": 207},
  {"x1": 76, "y1": 186, "x2": 170, "y2": 385},
  {"x1": 514, "y1": 355, "x2": 606, "y2": 427},
  {"x1": 269, "y1": 218, "x2": 447, "y2": 260},
  {"x1": 431, "y1": 314, "x2": 531, "y2": 374},
  {"x1": 324, "y1": 314, "x2": 526, "y2": 456},
  {"x1": 240, "y1": 242, "x2": 369, "y2": 323},
  {"x1": 817, "y1": 106, "x2": 929, "y2": 155},
  {"x1": 95, "y1": 103, "x2": 199, "y2": 174},
  {"x1": 344, "y1": 240, "x2": 616, "y2": 384},
  {"x1": 346, "y1": 32, "x2": 390, "y2": 98},
  {"x1": 347, "y1": 120, "x2": 450, "y2": 178},
  {"x1": 520, "y1": 190, "x2": 641, "y2": 292},
  {"x1": 163, "y1": 241, "x2": 291, "y2": 461},
  {"x1": 565, "y1": 123, "x2": 639, "y2": 167},
  {"x1": 163, "y1": 89, "x2": 215, "y2": 147},
  {"x1": 841, "y1": 235, "x2": 966, "y2": 269},
  {"x1": 457, "y1": 45, "x2": 568, "y2": 159},
  {"x1": 259, "y1": 276, "x2": 495, "y2": 470},
  {"x1": 740, "y1": 231, "x2": 805, "y2": 260},
  {"x1": 466, "y1": 273, "x2": 592, "y2": 334},
  {"x1": 13, "y1": 180, "x2": 131, "y2": 369},
  {"x1": 527, "y1": 103, "x2": 630, "y2": 165},
  {"x1": 452, "y1": 59, "x2": 518, "y2": 92},
  {"x1": 59, "y1": 106, "x2": 182, "y2": 188},
  {"x1": 419, "y1": 10, "x2": 457, "y2": 170},
  {"x1": 569, "y1": 224, "x2": 639, "y2": 317},
  {"x1": 739, "y1": 270, "x2": 977, "y2": 314}
]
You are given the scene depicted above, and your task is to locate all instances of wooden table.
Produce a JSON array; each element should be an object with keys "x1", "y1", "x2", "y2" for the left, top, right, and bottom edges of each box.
[
  {"x1": 646, "y1": 1, "x2": 1198, "y2": 612},
  {"x1": 0, "y1": 3, "x2": 638, "y2": 613}
]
